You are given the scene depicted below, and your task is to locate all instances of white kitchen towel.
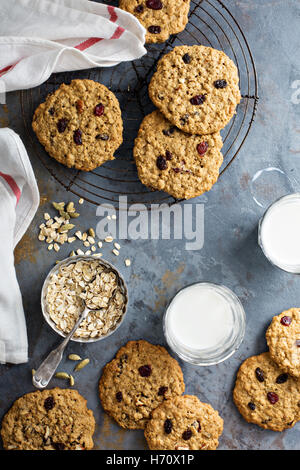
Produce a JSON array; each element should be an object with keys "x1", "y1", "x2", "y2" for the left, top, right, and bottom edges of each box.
[
  {"x1": 0, "y1": 128, "x2": 39, "y2": 364},
  {"x1": 0, "y1": 0, "x2": 146, "y2": 92}
]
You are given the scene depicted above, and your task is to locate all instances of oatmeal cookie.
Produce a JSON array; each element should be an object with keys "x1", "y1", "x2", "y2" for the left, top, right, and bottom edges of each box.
[
  {"x1": 266, "y1": 308, "x2": 300, "y2": 377},
  {"x1": 149, "y1": 45, "x2": 241, "y2": 134},
  {"x1": 119, "y1": 0, "x2": 190, "y2": 43},
  {"x1": 133, "y1": 110, "x2": 223, "y2": 199},
  {"x1": 32, "y1": 79, "x2": 123, "y2": 171},
  {"x1": 144, "y1": 395, "x2": 223, "y2": 450},
  {"x1": 99, "y1": 340, "x2": 185, "y2": 429},
  {"x1": 233, "y1": 352, "x2": 300, "y2": 431},
  {"x1": 1, "y1": 388, "x2": 95, "y2": 450}
]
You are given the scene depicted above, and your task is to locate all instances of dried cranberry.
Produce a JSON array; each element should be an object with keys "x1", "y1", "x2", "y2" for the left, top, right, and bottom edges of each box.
[
  {"x1": 148, "y1": 25, "x2": 161, "y2": 34},
  {"x1": 197, "y1": 142, "x2": 208, "y2": 156},
  {"x1": 162, "y1": 127, "x2": 175, "y2": 136},
  {"x1": 138, "y1": 365, "x2": 152, "y2": 377},
  {"x1": 173, "y1": 167, "x2": 181, "y2": 173},
  {"x1": 49, "y1": 107, "x2": 55, "y2": 116},
  {"x1": 255, "y1": 367, "x2": 264, "y2": 382},
  {"x1": 116, "y1": 391, "x2": 123, "y2": 402},
  {"x1": 182, "y1": 429, "x2": 192, "y2": 440},
  {"x1": 248, "y1": 402, "x2": 256, "y2": 411},
  {"x1": 135, "y1": 4, "x2": 144, "y2": 13},
  {"x1": 190, "y1": 95, "x2": 206, "y2": 105},
  {"x1": 73, "y1": 129, "x2": 82, "y2": 145},
  {"x1": 267, "y1": 392, "x2": 279, "y2": 405},
  {"x1": 94, "y1": 103, "x2": 104, "y2": 116},
  {"x1": 276, "y1": 373, "x2": 288, "y2": 384},
  {"x1": 165, "y1": 150, "x2": 173, "y2": 161},
  {"x1": 182, "y1": 53, "x2": 191, "y2": 64},
  {"x1": 164, "y1": 419, "x2": 172, "y2": 434},
  {"x1": 214, "y1": 79, "x2": 228, "y2": 89},
  {"x1": 96, "y1": 133, "x2": 109, "y2": 141},
  {"x1": 156, "y1": 155, "x2": 167, "y2": 170},
  {"x1": 53, "y1": 442, "x2": 65, "y2": 451},
  {"x1": 44, "y1": 396, "x2": 55, "y2": 411},
  {"x1": 146, "y1": 0, "x2": 163, "y2": 9},
  {"x1": 57, "y1": 118, "x2": 68, "y2": 133},
  {"x1": 158, "y1": 386, "x2": 168, "y2": 396},
  {"x1": 296, "y1": 340, "x2": 300, "y2": 347},
  {"x1": 281, "y1": 316, "x2": 292, "y2": 326}
]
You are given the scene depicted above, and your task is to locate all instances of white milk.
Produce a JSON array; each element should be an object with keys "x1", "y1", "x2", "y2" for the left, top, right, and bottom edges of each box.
[
  {"x1": 259, "y1": 194, "x2": 300, "y2": 272},
  {"x1": 167, "y1": 284, "x2": 234, "y2": 350}
]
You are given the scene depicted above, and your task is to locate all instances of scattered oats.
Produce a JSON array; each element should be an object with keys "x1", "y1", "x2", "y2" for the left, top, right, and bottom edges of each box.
[
  {"x1": 105, "y1": 236, "x2": 113, "y2": 243},
  {"x1": 78, "y1": 198, "x2": 84, "y2": 204},
  {"x1": 85, "y1": 250, "x2": 92, "y2": 255},
  {"x1": 38, "y1": 234, "x2": 45, "y2": 241},
  {"x1": 48, "y1": 244, "x2": 53, "y2": 251},
  {"x1": 125, "y1": 259, "x2": 131, "y2": 267},
  {"x1": 112, "y1": 249, "x2": 119, "y2": 256},
  {"x1": 69, "y1": 375, "x2": 75, "y2": 387},
  {"x1": 87, "y1": 236, "x2": 95, "y2": 245},
  {"x1": 114, "y1": 242, "x2": 121, "y2": 250},
  {"x1": 75, "y1": 231, "x2": 82, "y2": 240},
  {"x1": 111, "y1": 214, "x2": 117, "y2": 220},
  {"x1": 76, "y1": 249, "x2": 84, "y2": 256},
  {"x1": 39, "y1": 223, "x2": 45, "y2": 229},
  {"x1": 53, "y1": 243, "x2": 60, "y2": 252},
  {"x1": 93, "y1": 253, "x2": 102, "y2": 258},
  {"x1": 82, "y1": 232, "x2": 88, "y2": 242},
  {"x1": 98, "y1": 241, "x2": 103, "y2": 248},
  {"x1": 91, "y1": 246, "x2": 96, "y2": 252},
  {"x1": 83, "y1": 241, "x2": 90, "y2": 247},
  {"x1": 44, "y1": 212, "x2": 50, "y2": 220},
  {"x1": 68, "y1": 237, "x2": 76, "y2": 243},
  {"x1": 88, "y1": 228, "x2": 95, "y2": 238}
]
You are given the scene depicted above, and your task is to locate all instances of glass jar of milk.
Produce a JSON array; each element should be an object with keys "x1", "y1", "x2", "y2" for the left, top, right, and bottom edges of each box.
[
  {"x1": 258, "y1": 193, "x2": 300, "y2": 273},
  {"x1": 163, "y1": 282, "x2": 246, "y2": 366}
]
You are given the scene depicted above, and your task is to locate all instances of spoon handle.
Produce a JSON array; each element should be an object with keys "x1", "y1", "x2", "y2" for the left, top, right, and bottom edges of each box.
[{"x1": 32, "y1": 307, "x2": 89, "y2": 389}]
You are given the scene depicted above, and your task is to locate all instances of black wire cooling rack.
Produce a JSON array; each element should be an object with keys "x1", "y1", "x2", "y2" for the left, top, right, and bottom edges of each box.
[{"x1": 20, "y1": 0, "x2": 258, "y2": 209}]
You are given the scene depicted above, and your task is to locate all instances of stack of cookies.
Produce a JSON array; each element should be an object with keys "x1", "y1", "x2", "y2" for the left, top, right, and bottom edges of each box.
[
  {"x1": 233, "y1": 308, "x2": 300, "y2": 431},
  {"x1": 134, "y1": 45, "x2": 241, "y2": 200},
  {"x1": 99, "y1": 340, "x2": 223, "y2": 450}
]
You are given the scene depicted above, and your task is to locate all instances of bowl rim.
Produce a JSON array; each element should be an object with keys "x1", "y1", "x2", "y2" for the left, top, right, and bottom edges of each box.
[{"x1": 41, "y1": 255, "x2": 129, "y2": 343}]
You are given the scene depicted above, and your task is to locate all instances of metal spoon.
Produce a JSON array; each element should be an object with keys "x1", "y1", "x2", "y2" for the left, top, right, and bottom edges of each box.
[{"x1": 32, "y1": 304, "x2": 93, "y2": 389}]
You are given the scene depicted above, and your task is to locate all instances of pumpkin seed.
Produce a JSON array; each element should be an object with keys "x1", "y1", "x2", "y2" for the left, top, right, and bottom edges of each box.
[
  {"x1": 68, "y1": 354, "x2": 81, "y2": 361},
  {"x1": 58, "y1": 224, "x2": 75, "y2": 233},
  {"x1": 69, "y1": 212, "x2": 80, "y2": 218},
  {"x1": 55, "y1": 372, "x2": 70, "y2": 380},
  {"x1": 52, "y1": 202, "x2": 65, "y2": 211},
  {"x1": 75, "y1": 358, "x2": 90, "y2": 371},
  {"x1": 66, "y1": 202, "x2": 75, "y2": 213}
]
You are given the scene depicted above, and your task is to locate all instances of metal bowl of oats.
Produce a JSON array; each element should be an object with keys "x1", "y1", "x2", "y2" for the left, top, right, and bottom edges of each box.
[{"x1": 41, "y1": 256, "x2": 128, "y2": 342}]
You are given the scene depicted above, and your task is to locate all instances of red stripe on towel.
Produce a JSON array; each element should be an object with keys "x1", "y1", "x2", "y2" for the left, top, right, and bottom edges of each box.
[
  {"x1": 110, "y1": 26, "x2": 125, "y2": 39},
  {"x1": 74, "y1": 37, "x2": 103, "y2": 51},
  {"x1": 107, "y1": 5, "x2": 118, "y2": 23},
  {"x1": 0, "y1": 171, "x2": 21, "y2": 204}
]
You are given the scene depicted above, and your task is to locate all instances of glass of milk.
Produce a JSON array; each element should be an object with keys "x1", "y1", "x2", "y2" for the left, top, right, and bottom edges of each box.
[
  {"x1": 258, "y1": 193, "x2": 300, "y2": 273},
  {"x1": 163, "y1": 282, "x2": 246, "y2": 366}
]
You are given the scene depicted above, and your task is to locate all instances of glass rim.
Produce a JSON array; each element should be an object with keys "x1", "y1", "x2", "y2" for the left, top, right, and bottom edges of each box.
[{"x1": 163, "y1": 281, "x2": 246, "y2": 366}]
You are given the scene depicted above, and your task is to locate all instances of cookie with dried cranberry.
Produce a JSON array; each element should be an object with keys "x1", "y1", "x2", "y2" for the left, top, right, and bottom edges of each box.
[
  {"x1": 233, "y1": 352, "x2": 300, "y2": 431},
  {"x1": 266, "y1": 308, "x2": 300, "y2": 378},
  {"x1": 133, "y1": 110, "x2": 223, "y2": 199},
  {"x1": 144, "y1": 395, "x2": 223, "y2": 450},
  {"x1": 32, "y1": 79, "x2": 123, "y2": 171},
  {"x1": 119, "y1": 0, "x2": 190, "y2": 43},
  {"x1": 99, "y1": 340, "x2": 185, "y2": 429},
  {"x1": 0, "y1": 388, "x2": 95, "y2": 450},
  {"x1": 149, "y1": 45, "x2": 241, "y2": 134}
]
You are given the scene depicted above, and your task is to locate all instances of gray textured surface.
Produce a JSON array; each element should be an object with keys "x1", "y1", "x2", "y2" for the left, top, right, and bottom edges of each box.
[{"x1": 0, "y1": 0, "x2": 300, "y2": 450}]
